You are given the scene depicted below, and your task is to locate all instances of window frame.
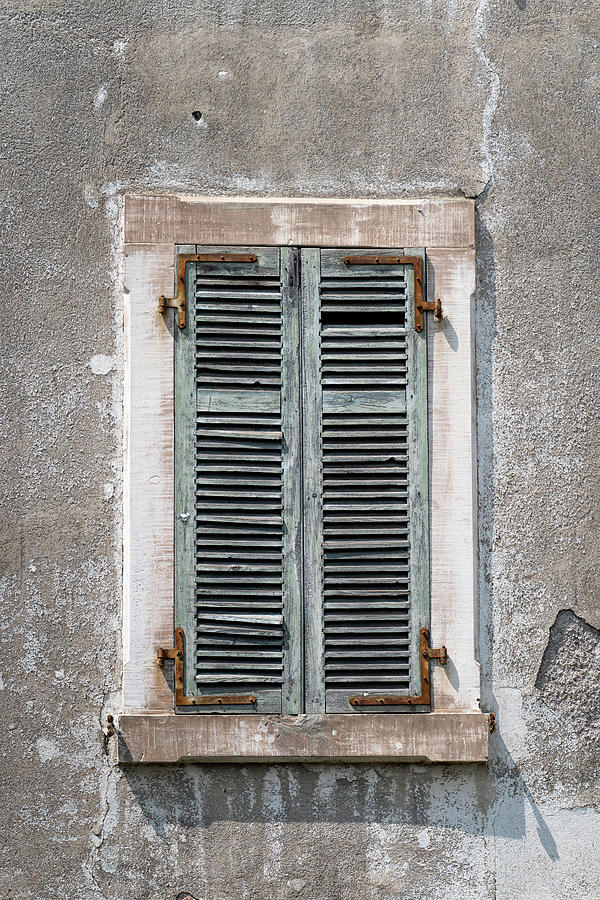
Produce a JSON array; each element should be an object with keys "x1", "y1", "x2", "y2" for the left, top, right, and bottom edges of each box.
[{"x1": 120, "y1": 195, "x2": 488, "y2": 763}]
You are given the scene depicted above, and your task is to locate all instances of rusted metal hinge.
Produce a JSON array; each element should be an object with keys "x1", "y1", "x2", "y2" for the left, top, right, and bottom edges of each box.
[
  {"x1": 343, "y1": 255, "x2": 407, "y2": 266},
  {"x1": 103, "y1": 714, "x2": 115, "y2": 737},
  {"x1": 157, "y1": 627, "x2": 257, "y2": 707},
  {"x1": 343, "y1": 253, "x2": 442, "y2": 333},
  {"x1": 158, "y1": 252, "x2": 258, "y2": 329},
  {"x1": 488, "y1": 712, "x2": 497, "y2": 733},
  {"x1": 349, "y1": 627, "x2": 447, "y2": 707}
]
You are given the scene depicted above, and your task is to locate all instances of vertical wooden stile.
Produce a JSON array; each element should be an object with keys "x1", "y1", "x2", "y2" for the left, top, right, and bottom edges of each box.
[
  {"x1": 174, "y1": 257, "x2": 199, "y2": 697},
  {"x1": 404, "y1": 248, "x2": 430, "y2": 696},
  {"x1": 301, "y1": 248, "x2": 326, "y2": 712},
  {"x1": 280, "y1": 248, "x2": 303, "y2": 713}
]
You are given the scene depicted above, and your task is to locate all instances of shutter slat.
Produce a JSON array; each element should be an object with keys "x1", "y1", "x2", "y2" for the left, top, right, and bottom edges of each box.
[
  {"x1": 195, "y1": 340, "x2": 282, "y2": 349},
  {"x1": 196, "y1": 328, "x2": 282, "y2": 336},
  {"x1": 195, "y1": 289, "x2": 282, "y2": 299},
  {"x1": 195, "y1": 675, "x2": 284, "y2": 684}
]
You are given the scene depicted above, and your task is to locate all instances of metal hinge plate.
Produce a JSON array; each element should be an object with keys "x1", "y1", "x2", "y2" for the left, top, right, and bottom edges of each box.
[
  {"x1": 157, "y1": 627, "x2": 257, "y2": 708},
  {"x1": 349, "y1": 628, "x2": 447, "y2": 707},
  {"x1": 158, "y1": 252, "x2": 258, "y2": 329},
  {"x1": 343, "y1": 253, "x2": 442, "y2": 332}
]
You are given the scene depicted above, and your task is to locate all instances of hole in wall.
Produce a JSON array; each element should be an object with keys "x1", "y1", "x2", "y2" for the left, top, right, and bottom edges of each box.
[{"x1": 191, "y1": 110, "x2": 203, "y2": 121}]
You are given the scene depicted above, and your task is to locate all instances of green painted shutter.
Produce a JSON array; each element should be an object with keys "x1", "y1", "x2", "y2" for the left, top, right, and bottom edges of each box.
[
  {"x1": 301, "y1": 248, "x2": 430, "y2": 713},
  {"x1": 174, "y1": 246, "x2": 302, "y2": 713},
  {"x1": 174, "y1": 243, "x2": 430, "y2": 715}
]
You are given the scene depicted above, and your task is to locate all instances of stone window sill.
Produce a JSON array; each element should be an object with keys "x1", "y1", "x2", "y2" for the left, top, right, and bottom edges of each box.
[{"x1": 117, "y1": 711, "x2": 489, "y2": 764}]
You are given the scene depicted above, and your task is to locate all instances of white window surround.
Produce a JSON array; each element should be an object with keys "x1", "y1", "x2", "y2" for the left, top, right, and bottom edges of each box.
[{"x1": 119, "y1": 195, "x2": 488, "y2": 764}]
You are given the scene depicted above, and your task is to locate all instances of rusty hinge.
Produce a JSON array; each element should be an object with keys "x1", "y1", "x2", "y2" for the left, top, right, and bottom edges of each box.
[
  {"x1": 157, "y1": 627, "x2": 257, "y2": 708},
  {"x1": 158, "y1": 252, "x2": 258, "y2": 330},
  {"x1": 103, "y1": 714, "x2": 115, "y2": 737},
  {"x1": 343, "y1": 253, "x2": 442, "y2": 333},
  {"x1": 343, "y1": 255, "x2": 407, "y2": 265},
  {"x1": 488, "y1": 712, "x2": 497, "y2": 733},
  {"x1": 349, "y1": 627, "x2": 447, "y2": 707}
]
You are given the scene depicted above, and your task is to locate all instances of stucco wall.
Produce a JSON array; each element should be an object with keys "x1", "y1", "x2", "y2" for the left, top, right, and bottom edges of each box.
[{"x1": 1, "y1": 1, "x2": 600, "y2": 898}]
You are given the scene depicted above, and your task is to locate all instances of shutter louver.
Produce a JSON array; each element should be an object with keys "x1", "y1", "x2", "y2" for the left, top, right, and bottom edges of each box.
[
  {"x1": 175, "y1": 247, "x2": 302, "y2": 712},
  {"x1": 302, "y1": 249, "x2": 430, "y2": 713},
  {"x1": 174, "y1": 243, "x2": 429, "y2": 715}
]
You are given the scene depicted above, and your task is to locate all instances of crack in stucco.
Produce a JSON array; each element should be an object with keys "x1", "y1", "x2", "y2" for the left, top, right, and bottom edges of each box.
[
  {"x1": 82, "y1": 686, "x2": 120, "y2": 898},
  {"x1": 482, "y1": 793, "x2": 500, "y2": 900},
  {"x1": 83, "y1": 747, "x2": 119, "y2": 899},
  {"x1": 81, "y1": 856, "x2": 109, "y2": 900},
  {"x1": 474, "y1": 0, "x2": 501, "y2": 189},
  {"x1": 78, "y1": 187, "x2": 126, "y2": 899}
]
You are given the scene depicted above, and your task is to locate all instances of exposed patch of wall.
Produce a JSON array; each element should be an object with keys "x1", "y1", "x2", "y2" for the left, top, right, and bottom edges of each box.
[
  {"x1": 518, "y1": 611, "x2": 600, "y2": 807},
  {"x1": 1, "y1": 0, "x2": 599, "y2": 898}
]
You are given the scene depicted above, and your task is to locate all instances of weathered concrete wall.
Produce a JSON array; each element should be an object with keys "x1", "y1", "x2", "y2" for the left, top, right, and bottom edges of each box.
[{"x1": 1, "y1": 1, "x2": 599, "y2": 897}]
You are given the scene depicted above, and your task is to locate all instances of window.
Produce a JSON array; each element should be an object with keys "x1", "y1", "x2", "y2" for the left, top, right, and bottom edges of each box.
[
  {"x1": 120, "y1": 196, "x2": 488, "y2": 762},
  {"x1": 173, "y1": 246, "x2": 431, "y2": 714}
]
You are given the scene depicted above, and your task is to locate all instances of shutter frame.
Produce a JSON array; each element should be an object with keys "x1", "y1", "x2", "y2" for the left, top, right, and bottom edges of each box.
[
  {"x1": 280, "y1": 248, "x2": 303, "y2": 713},
  {"x1": 302, "y1": 247, "x2": 431, "y2": 713},
  {"x1": 174, "y1": 257, "x2": 198, "y2": 700},
  {"x1": 405, "y1": 247, "x2": 431, "y2": 699},
  {"x1": 174, "y1": 247, "x2": 302, "y2": 712},
  {"x1": 301, "y1": 249, "x2": 325, "y2": 712}
]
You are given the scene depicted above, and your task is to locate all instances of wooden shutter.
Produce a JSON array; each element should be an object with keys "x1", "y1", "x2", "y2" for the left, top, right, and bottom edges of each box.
[
  {"x1": 301, "y1": 248, "x2": 430, "y2": 712},
  {"x1": 174, "y1": 247, "x2": 302, "y2": 713}
]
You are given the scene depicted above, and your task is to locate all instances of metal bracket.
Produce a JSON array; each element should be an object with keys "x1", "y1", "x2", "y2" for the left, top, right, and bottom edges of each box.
[
  {"x1": 349, "y1": 627, "x2": 447, "y2": 707},
  {"x1": 103, "y1": 714, "x2": 115, "y2": 737},
  {"x1": 157, "y1": 627, "x2": 257, "y2": 707},
  {"x1": 343, "y1": 255, "x2": 408, "y2": 265},
  {"x1": 415, "y1": 296, "x2": 443, "y2": 333},
  {"x1": 158, "y1": 252, "x2": 258, "y2": 330},
  {"x1": 343, "y1": 253, "x2": 442, "y2": 333}
]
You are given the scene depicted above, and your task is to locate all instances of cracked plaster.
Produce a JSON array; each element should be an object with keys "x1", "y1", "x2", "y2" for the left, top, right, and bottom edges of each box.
[{"x1": 1, "y1": 0, "x2": 600, "y2": 897}]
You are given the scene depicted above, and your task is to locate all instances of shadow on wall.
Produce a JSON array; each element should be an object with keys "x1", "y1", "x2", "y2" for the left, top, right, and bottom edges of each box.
[
  {"x1": 119, "y1": 738, "x2": 555, "y2": 863},
  {"x1": 473, "y1": 193, "x2": 557, "y2": 863}
]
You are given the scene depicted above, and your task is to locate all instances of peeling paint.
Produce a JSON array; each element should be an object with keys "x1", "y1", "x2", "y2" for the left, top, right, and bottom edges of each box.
[
  {"x1": 94, "y1": 85, "x2": 108, "y2": 111},
  {"x1": 36, "y1": 738, "x2": 60, "y2": 763},
  {"x1": 89, "y1": 355, "x2": 116, "y2": 376}
]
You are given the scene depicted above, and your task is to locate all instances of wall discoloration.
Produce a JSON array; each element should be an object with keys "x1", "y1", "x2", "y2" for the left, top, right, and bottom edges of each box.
[{"x1": 1, "y1": 0, "x2": 599, "y2": 897}]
